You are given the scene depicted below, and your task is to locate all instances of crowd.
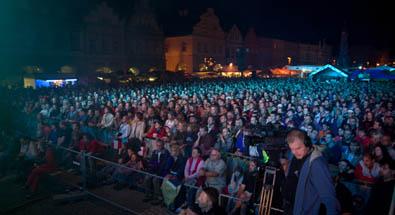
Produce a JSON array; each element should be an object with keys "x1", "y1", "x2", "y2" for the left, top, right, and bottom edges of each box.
[{"x1": 0, "y1": 78, "x2": 394, "y2": 215}]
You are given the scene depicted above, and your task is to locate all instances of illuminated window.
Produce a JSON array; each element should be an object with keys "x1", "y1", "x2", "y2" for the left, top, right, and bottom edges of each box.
[
  {"x1": 176, "y1": 63, "x2": 187, "y2": 72},
  {"x1": 128, "y1": 67, "x2": 140, "y2": 76}
]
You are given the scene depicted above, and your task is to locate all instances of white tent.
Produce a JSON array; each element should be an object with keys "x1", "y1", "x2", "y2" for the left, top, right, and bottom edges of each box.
[{"x1": 308, "y1": 64, "x2": 348, "y2": 79}]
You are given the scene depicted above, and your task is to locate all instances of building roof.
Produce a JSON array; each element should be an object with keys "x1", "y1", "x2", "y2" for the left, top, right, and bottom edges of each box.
[
  {"x1": 308, "y1": 64, "x2": 348, "y2": 78},
  {"x1": 350, "y1": 66, "x2": 395, "y2": 80},
  {"x1": 285, "y1": 65, "x2": 323, "y2": 72},
  {"x1": 24, "y1": 73, "x2": 77, "y2": 80}
]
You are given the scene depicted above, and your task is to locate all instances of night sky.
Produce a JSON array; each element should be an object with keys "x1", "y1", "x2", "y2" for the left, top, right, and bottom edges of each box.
[
  {"x1": 1, "y1": 0, "x2": 394, "y2": 56},
  {"x1": 137, "y1": 0, "x2": 394, "y2": 56}
]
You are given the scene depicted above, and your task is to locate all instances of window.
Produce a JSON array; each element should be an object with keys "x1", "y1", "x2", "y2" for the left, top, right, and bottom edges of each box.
[
  {"x1": 70, "y1": 32, "x2": 81, "y2": 51},
  {"x1": 89, "y1": 39, "x2": 96, "y2": 54},
  {"x1": 113, "y1": 40, "x2": 119, "y2": 53},
  {"x1": 102, "y1": 40, "x2": 109, "y2": 54},
  {"x1": 181, "y1": 42, "x2": 187, "y2": 52}
]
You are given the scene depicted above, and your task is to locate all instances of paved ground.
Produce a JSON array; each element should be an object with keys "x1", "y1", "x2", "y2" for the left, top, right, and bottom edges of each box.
[{"x1": 0, "y1": 172, "x2": 173, "y2": 215}]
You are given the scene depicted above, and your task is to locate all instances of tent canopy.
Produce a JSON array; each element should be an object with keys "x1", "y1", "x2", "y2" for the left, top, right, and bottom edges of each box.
[
  {"x1": 350, "y1": 66, "x2": 395, "y2": 80},
  {"x1": 308, "y1": 64, "x2": 348, "y2": 79}
]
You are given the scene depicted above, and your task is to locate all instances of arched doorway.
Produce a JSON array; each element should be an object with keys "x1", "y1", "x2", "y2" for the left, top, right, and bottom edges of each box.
[{"x1": 176, "y1": 63, "x2": 187, "y2": 72}]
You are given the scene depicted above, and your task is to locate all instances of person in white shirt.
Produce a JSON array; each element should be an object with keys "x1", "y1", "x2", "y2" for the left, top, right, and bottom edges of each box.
[
  {"x1": 129, "y1": 112, "x2": 146, "y2": 141},
  {"x1": 165, "y1": 112, "x2": 177, "y2": 131},
  {"x1": 99, "y1": 107, "x2": 114, "y2": 144},
  {"x1": 99, "y1": 107, "x2": 114, "y2": 129},
  {"x1": 184, "y1": 147, "x2": 205, "y2": 184},
  {"x1": 119, "y1": 116, "x2": 131, "y2": 141}
]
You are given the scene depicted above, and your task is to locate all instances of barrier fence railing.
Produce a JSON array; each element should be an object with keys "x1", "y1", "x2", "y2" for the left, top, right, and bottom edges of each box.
[
  {"x1": 18, "y1": 112, "x2": 379, "y2": 214},
  {"x1": 53, "y1": 144, "x2": 140, "y2": 214},
  {"x1": 52, "y1": 144, "x2": 285, "y2": 214}
]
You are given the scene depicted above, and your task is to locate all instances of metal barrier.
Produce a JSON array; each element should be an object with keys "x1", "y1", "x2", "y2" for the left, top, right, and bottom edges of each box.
[
  {"x1": 52, "y1": 144, "x2": 285, "y2": 214},
  {"x1": 219, "y1": 194, "x2": 284, "y2": 214},
  {"x1": 13, "y1": 115, "x2": 381, "y2": 215},
  {"x1": 53, "y1": 145, "x2": 140, "y2": 214},
  {"x1": 52, "y1": 143, "x2": 383, "y2": 215}
]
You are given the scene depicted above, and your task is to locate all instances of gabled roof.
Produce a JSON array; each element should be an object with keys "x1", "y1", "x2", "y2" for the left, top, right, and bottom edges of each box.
[
  {"x1": 375, "y1": 65, "x2": 395, "y2": 72},
  {"x1": 309, "y1": 64, "x2": 348, "y2": 78},
  {"x1": 285, "y1": 65, "x2": 322, "y2": 72}
]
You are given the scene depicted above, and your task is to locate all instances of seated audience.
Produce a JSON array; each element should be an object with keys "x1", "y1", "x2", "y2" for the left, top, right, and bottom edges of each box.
[{"x1": 354, "y1": 153, "x2": 380, "y2": 184}]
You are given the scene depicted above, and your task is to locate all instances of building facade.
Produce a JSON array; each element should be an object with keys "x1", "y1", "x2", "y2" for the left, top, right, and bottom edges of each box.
[
  {"x1": 165, "y1": 8, "x2": 226, "y2": 73},
  {"x1": 0, "y1": 0, "x2": 164, "y2": 83},
  {"x1": 165, "y1": 9, "x2": 333, "y2": 72}
]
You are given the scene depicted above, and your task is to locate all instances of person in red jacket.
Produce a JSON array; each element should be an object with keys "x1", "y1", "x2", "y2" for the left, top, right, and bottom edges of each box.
[
  {"x1": 78, "y1": 134, "x2": 103, "y2": 154},
  {"x1": 77, "y1": 134, "x2": 106, "y2": 174},
  {"x1": 354, "y1": 130, "x2": 372, "y2": 152},
  {"x1": 24, "y1": 145, "x2": 56, "y2": 196},
  {"x1": 354, "y1": 153, "x2": 380, "y2": 184},
  {"x1": 145, "y1": 119, "x2": 167, "y2": 140}
]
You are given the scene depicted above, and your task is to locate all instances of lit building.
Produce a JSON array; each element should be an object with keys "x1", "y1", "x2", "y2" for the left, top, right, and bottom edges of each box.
[
  {"x1": 245, "y1": 29, "x2": 332, "y2": 68},
  {"x1": 165, "y1": 8, "x2": 225, "y2": 73},
  {"x1": 165, "y1": 9, "x2": 333, "y2": 73},
  {"x1": 225, "y1": 25, "x2": 244, "y2": 65}
]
